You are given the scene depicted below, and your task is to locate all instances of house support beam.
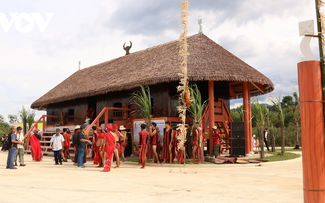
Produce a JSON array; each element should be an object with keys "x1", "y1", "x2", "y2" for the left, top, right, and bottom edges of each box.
[
  {"x1": 243, "y1": 82, "x2": 252, "y2": 155},
  {"x1": 208, "y1": 81, "x2": 215, "y2": 155}
]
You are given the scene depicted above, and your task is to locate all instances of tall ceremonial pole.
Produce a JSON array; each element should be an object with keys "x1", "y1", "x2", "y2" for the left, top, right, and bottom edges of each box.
[{"x1": 177, "y1": 0, "x2": 191, "y2": 151}]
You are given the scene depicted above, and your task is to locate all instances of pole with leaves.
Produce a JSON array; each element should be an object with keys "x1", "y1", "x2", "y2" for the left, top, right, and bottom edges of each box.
[{"x1": 176, "y1": 0, "x2": 191, "y2": 150}]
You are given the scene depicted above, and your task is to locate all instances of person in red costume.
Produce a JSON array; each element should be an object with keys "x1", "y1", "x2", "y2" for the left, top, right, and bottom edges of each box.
[
  {"x1": 161, "y1": 121, "x2": 174, "y2": 164},
  {"x1": 61, "y1": 128, "x2": 70, "y2": 162},
  {"x1": 103, "y1": 125, "x2": 115, "y2": 172},
  {"x1": 93, "y1": 127, "x2": 104, "y2": 167},
  {"x1": 149, "y1": 122, "x2": 161, "y2": 164},
  {"x1": 138, "y1": 123, "x2": 149, "y2": 169},
  {"x1": 192, "y1": 122, "x2": 203, "y2": 164},
  {"x1": 30, "y1": 129, "x2": 43, "y2": 161},
  {"x1": 176, "y1": 129, "x2": 186, "y2": 165},
  {"x1": 111, "y1": 124, "x2": 121, "y2": 168}
]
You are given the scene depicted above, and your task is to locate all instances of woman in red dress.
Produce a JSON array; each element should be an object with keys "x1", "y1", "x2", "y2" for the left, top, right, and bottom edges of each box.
[{"x1": 30, "y1": 129, "x2": 43, "y2": 161}]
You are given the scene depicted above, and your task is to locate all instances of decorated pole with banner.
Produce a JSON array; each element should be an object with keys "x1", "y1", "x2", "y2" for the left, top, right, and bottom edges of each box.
[{"x1": 177, "y1": 0, "x2": 191, "y2": 152}]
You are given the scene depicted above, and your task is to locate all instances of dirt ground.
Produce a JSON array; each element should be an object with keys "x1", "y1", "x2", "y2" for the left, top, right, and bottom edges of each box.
[{"x1": 0, "y1": 151, "x2": 303, "y2": 203}]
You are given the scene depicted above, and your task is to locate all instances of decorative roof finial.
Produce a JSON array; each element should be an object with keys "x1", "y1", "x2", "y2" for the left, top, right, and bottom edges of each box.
[
  {"x1": 198, "y1": 19, "x2": 202, "y2": 34},
  {"x1": 123, "y1": 41, "x2": 132, "y2": 55},
  {"x1": 299, "y1": 20, "x2": 316, "y2": 62}
]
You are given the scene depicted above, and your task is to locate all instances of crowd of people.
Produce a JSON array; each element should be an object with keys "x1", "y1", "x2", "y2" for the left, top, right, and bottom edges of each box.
[{"x1": 3, "y1": 120, "x2": 222, "y2": 171}]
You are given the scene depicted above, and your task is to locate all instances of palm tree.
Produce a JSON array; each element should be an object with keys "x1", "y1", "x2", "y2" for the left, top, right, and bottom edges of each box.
[
  {"x1": 26, "y1": 110, "x2": 36, "y2": 131},
  {"x1": 130, "y1": 85, "x2": 152, "y2": 131},
  {"x1": 282, "y1": 92, "x2": 300, "y2": 149},
  {"x1": 271, "y1": 95, "x2": 286, "y2": 155},
  {"x1": 19, "y1": 106, "x2": 29, "y2": 135},
  {"x1": 188, "y1": 84, "x2": 208, "y2": 126},
  {"x1": 251, "y1": 99, "x2": 267, "y2": 158}
]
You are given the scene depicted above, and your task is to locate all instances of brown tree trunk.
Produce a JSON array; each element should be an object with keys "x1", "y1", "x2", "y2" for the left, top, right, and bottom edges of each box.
[
  {"x1": 281, "y1": 122, "x2": 285, "y2": 155},
  {"x1": 260, "y1": 126, "x2": 265, "y2": 159},
  {"x1": 293, "y1": 110, "x2": 299, "y2": 149}
]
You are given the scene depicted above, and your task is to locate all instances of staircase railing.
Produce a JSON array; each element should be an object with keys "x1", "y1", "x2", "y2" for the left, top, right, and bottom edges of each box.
[
  {"x1": 85, "y1": 107, "x2": 132, "y2": 137},
  {"x1": 23, "y1": 115, "x2": 60, "y2": 150}
]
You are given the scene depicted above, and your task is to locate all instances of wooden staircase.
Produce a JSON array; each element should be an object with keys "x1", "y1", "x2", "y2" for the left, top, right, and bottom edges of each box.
[{"x1": 201, "y1": 98, "x2": 233, "y2": 154}]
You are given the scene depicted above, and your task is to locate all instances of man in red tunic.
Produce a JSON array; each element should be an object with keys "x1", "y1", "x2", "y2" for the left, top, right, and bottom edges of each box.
[
  {"x1": 192, "y1": 122, "x2": 203, "y2": 164},
  {"x1": 61, "y1": 128, "x2": 70, "y2": 162},
  {"x1": 91, "y1": 126, "x2": 98, "y2": 160},
  {"x1": 30, "y1": 129, "x2": 43, "y2": 161},
  {"x1": 211, "y1": 126, "x2": 221, "y2": 158},
  {"x1": 119, "y1": 125, "x2": 127, "y2": 162},
  {"x1": 138, "y1": 124, "x2": 149, "y2": 169},
  {"x1": 149, "y1": 122, "x2": 160, "y2": 164},
  {"x1": 94, "y1": 127, "x2": 104, "y2": 167},
  {"x1": 103, "y1": 125, "x2": 115, "y2": 172},
  {"x1": 161, "y1": 121, "x2": 173, "y2": 164},
  {"x1": 111, "y1": 124, "x2": 121, "y2": 168},
  {"x1": 176, "y1": 129, "x2": 186, "y2": 165}
]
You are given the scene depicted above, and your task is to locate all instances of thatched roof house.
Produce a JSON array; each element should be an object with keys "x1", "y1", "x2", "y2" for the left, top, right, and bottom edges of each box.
[{"x1": 31, "y1": 33, "x2": 273, "y2": 109}]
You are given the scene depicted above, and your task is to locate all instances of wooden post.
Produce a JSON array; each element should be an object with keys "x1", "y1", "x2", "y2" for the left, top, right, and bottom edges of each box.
[
  {"x1": 248, "y1": 86, "x2": 252, "y2": 152},
  {"x1": 298, "y1": 60, "x2": 325, "y2": 202},
  {"x1": 208, "y1": 81, "x2": 215, "y2": 155},
  {"x1": 243, "y1": 82, "x2": 250, "y2": 155},
  {"x1": 105, "y1": 108, "x2": 108, "y2": 128}
]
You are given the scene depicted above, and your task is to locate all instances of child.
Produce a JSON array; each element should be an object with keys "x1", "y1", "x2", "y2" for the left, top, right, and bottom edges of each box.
[{"x1": 85, "y1": 115, "x2": 90, "y2": 125}]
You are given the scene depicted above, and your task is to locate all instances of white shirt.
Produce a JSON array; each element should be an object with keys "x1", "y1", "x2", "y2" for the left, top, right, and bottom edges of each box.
[
  {"x1": 264, "y1": 131, "x2": 268, "y2": 139},
  {"x1": 50, "y1": 134, "x2": 65, "y2": 151},
  {"x1": 16, "y1": 132, "x2": 24, "y2": 149}
]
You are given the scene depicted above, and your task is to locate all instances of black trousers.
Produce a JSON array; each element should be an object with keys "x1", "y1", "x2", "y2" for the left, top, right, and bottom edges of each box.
[
  {"x1": 54, "y1": 149, "x2": 62, "y2": 164},
  {"x1": 264, "y1": 141, "x2": 270, "y2": 151}
]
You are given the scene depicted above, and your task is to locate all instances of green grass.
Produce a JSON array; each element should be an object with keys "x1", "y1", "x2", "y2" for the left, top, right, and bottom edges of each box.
[
  {"x1": 251, "y1": 149, "x2": 301, "y2": 162},
  {"x1": 283, "y1": 147, "x2": 302, "y2": 152}
]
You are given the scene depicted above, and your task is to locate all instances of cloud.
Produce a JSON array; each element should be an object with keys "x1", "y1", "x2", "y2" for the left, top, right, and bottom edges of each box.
[{"x1": 0, "y1": 0, "x2": 319, "y2": 123}]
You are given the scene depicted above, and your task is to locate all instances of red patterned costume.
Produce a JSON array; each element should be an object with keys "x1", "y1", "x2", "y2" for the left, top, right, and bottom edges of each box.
[
  {"x1": 176, "y1": 130, "x2": 185, "y2": 163},
  {"x1": 93, "y1": 131, "x2": 104, "y2": 165},
  {"x1": 138, "y1": 130, "x2": 149, "y2": 168},
  {"x1": 30, "y1": 130, "x2": 43, "y2": 161},
  {"x1": 193, "y1": 128, "x2": 203, "y2": 162},
  {"x1": 162, "y1": 128, "x2": 173, "y2": 160},
  {"x1": 104, "y1": 125, "x2": 115, "y2": 172}
]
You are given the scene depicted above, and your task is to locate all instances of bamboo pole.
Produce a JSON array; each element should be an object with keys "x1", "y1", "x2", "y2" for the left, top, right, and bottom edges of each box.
[{"x1": 315, "y1": 0, "x2": 325, "y2": 127}]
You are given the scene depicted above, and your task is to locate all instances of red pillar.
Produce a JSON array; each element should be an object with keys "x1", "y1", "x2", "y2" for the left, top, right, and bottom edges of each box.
[
  {"x1": 297, "y1": 60, "x2": 325, "y2": 202},
  {"x1": 243, "y1": 82, "x2": 250, "y2": 155},
  {"x1": 208, "y1": 81, "x2": 215, "y2": 155}
]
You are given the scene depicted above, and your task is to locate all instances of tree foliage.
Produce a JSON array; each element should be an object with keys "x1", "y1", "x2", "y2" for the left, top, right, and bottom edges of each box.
[{"x1": 188, "y1": 84, "x2": 207, "y2": 126}]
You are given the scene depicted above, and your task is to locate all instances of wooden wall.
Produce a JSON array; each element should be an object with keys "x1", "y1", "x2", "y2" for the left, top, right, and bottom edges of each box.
[{"x1": 46, "y1": 81, "x2": 232, "y2": 125}]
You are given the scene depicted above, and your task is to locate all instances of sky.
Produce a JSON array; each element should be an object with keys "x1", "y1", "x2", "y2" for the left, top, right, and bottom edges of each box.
[{"x1": 0, "y1": 0, "x2": 320, "y2": 122}]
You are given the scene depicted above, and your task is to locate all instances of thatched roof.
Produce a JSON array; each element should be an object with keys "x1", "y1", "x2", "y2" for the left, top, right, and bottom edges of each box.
[{"x1": 31, "y1": 33, "x2": 274, "y2": 109}]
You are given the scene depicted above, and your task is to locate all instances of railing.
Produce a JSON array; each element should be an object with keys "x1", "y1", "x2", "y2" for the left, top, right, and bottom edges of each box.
[
  {"x1": 23, "y1": 115, "x2": 60, "y2": 150},
  {"x1": 85, "y1": 107, "x2": 132, "y2": 137}
]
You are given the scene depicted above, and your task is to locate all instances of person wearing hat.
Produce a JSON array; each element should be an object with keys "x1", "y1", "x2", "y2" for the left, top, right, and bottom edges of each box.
[
  {"x1": 6, "y1": 126, "x2": 23, "y2": 169},
  {"x1": 15, "y1": 127, "x2": 26, "y2": 166},
  {"x1": 30, "y1": 129, "x2": 43, "y2": 161},
  {"x1": 211, "y1": 126, "x2": 221, "y2": 158},
  {"x1": 119, "y1": 125, "x2": 127, "y2": 162},
  {"x1": 73, "y1": 125, "x2": 82, "y2": 165},
  {"x1": 50, "y1": 129, "x2": 65, "y2": 165},
  {"x1": 77, "y1": 125, "x2": 92, "y2": 169}
]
